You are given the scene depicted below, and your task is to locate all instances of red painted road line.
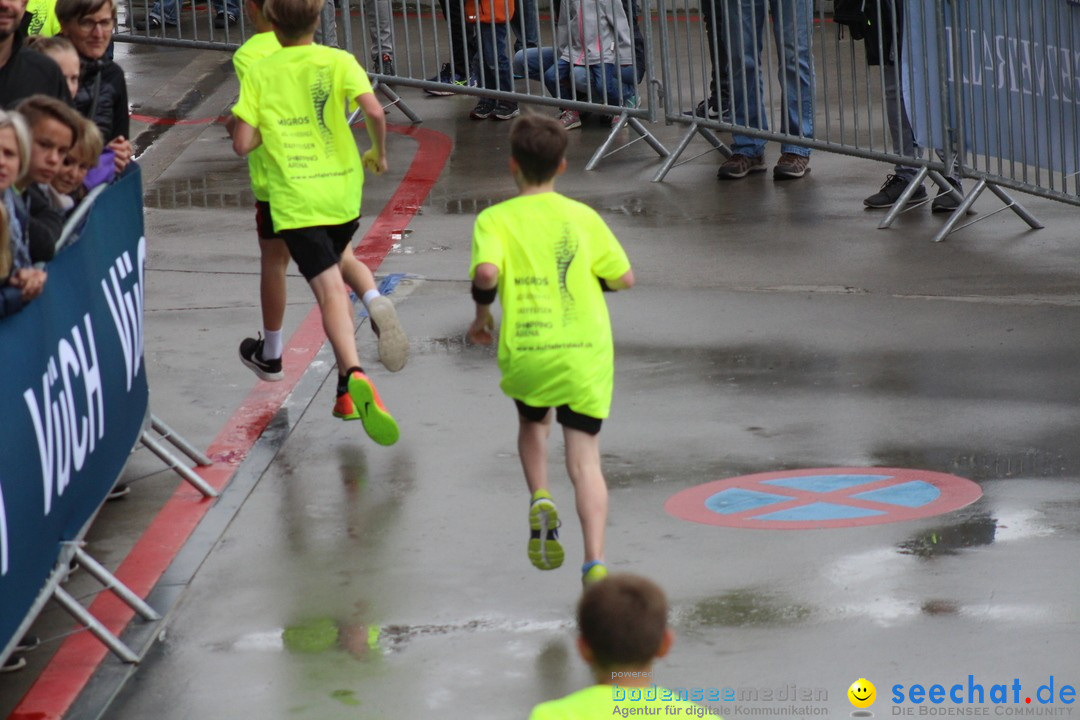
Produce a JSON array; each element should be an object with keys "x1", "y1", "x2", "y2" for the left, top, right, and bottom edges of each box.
[
  {"x1": 10, "y1": 124, "x2": 453, "y2": 720},
  {"x1": 130, "y1": 113, "x2": 230, "y2": 126}
]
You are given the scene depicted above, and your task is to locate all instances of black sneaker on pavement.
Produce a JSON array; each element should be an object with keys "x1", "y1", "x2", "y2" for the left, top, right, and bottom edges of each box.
[
  {"x1": 370, "y1": 53, "x2": 394, "y2": 76},
  {"x1": 716, "y1": 153, "x2": 766, "y2": 180},
  {"x1": 684, "y1": 98, "x2": 719, "y2": 120},
  {"x1": 863, "y1": 174, "x2": 928, "y2": 208},
  {"x1": 425, "y1": 63, "x2": 467, "y2": 95},
  {"x1": 492, "y1": 101, "x2": 519, "y2": 120},
  {"x1": 133, "y1": 15, "x2": 162, "y2": 29},
  {"x1": 773, "y1": 152, "x2": 811, "y2": 180},
  {"x1": 239, "y1": 335, "x2": 284, "y2": 381},
  {"x1": 470, "y1": 98, "x2": 497, "y2": 120},
  {"x1": 214, "y1": 11, "x2": 237, "y2": 27},
  {"x1": 931, "y1": 178, "x2": 964, "y2": 213}
]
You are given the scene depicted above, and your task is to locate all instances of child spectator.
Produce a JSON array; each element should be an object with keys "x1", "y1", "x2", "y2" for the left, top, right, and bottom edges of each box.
[
  {"x1": 15, "y1": 94, "x2": 81, "y2": 263},
  {"x1": 231, "y1": 0, "x2": 401, "y2": 445},
  {"x1": 467, "y1": 0, "x2": 519, "y2": 120},
  {"x1": 51, "y1": 114, "x2": 103, "y2": 210},
  {"x1": 467, "y1": 114, "x2": 634, "y2": 586},
  {"x1": 0, "y1": 109, "x2": 48, "y2": 319},
  {"x1": 529, "y1": 574, "x2": 710, "y2": 719},
  {"x1": 229, "y1": 0, "x2": 407, "y2": 385},
  {"x1": 546, "y1": 0, "x2": 638, "y2": 129},
  {"x1": 26, "y1": 35, "x2": 80, "y2": 99}
]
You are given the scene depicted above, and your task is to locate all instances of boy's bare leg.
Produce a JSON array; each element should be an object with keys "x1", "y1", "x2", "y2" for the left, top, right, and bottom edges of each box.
[
  {"x1": 259, "y1": 238, "x2": 291, "y2": 332},
  {"x1": 308, "y1": 265, "x2": 362, "y2": 372},
  {"x1": 341, "y1": 250, "x2": 409, "y2": 372},
  {"x1": 340, "y1": 252, "x2": 377, "y2": 296},
  {"x1": 563, "y1": 426, "x2": 607, "y2": 564},
  {"x1": 518, "y1": 411, "x2": 553, "y2": 495}
]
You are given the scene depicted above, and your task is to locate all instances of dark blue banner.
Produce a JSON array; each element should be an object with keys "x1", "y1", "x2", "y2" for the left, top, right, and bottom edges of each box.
[
  {"x1": 907, "y1": 0, "x2": 1080, "y2": 174},
  {"x1": 0, "y1": 166, "x2": 148, "y2": 652}
]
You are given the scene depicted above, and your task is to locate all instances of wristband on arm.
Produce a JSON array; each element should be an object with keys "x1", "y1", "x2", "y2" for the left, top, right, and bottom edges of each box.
[
  {"x1": 471, "y1": 281, "x2": 497, "y2": 305},
  {"x1": 599, "y1": 278, "x2": 615, "y2": 292}
]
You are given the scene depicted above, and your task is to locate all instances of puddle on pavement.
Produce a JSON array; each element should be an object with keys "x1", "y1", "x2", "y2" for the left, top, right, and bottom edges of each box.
[
  {"x1": 144, "y1": 177, "x2": 255, "y2": 209},
  {"x1": 677, "y1": 589, "x2": 813, "y2": 629},
  {"x1": 897, "y1": 513, "x2": 999, "y2": 558},
  {"x1": 870, "y1": 446, "x2": 1074, "y2": 480}
]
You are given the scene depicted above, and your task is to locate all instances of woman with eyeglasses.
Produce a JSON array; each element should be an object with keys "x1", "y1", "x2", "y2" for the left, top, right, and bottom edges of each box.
[{"x1": 55, "y1": 0, "x2": 132, "y2": 173}]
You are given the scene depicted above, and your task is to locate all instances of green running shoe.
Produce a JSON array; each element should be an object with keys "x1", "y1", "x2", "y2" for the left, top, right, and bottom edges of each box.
[
  {"x1": 528, "y1": 490, "x2": 564, "y2": 570},
  {"x1": 347, "y1": 371, "x2": 400, "y2": 446},
  {"x1": 582, "y1": 561, "x2": 608, "y2": 587}
]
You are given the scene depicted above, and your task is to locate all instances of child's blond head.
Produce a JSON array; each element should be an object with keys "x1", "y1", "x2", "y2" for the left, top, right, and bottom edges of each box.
[
  {"x1": 577, "y1": 574, "x2": 669, "y2": 670},
  {"x1": 264, "y1": 0, "x2": 321, "y2": 39}
]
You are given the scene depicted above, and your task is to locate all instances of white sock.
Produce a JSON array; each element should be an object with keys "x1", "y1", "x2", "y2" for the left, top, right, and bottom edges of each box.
[
  {"x1": 361, "y1": 289, "x2": 381, "y2": 308},
  {"x1": 262, "y1": 329, "x2": 283, "y2": 360}
]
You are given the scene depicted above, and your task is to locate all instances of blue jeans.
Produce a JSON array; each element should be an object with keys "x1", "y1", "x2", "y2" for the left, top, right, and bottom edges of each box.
[
  {"x1": 475, "y1": 21, "x2": 512, "y2": 92},
  {"x1": 513, "y1": 46, "x2": 553, "y2": 80},
  {"x1": 148, "y1": 0, "x2": 239, "y2": 24},
  {"x1": 544, "y1": 60, "x2": 637, "y2": 106},
  {"x1": 509, "y1": 0, "x2": 539, "y2": 53},
  {"x1": 723, "y1": 0, "x2": 814, "y2": 158}
]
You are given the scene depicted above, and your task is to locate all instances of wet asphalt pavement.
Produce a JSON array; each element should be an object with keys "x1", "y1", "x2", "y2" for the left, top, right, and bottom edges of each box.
[{"x1": 4, "y1": 36, "x2": 1080, "y2": 720}]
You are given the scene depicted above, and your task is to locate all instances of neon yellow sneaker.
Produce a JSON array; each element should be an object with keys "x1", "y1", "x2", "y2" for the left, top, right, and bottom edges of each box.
[
  {"x1": 347, "y1": 370, "x2": 400, "y2": 446},
  {"x1": 582, "y1": 561, "x2": 608, "y2": 587},
  {"x1": 528, "y1": 489, "x2": 564, "y2": 570}
]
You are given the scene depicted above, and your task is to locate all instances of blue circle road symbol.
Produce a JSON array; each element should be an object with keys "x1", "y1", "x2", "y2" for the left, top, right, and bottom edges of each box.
[{"x1": 665, "y1": 467, "x2": 982, "y2": 529}]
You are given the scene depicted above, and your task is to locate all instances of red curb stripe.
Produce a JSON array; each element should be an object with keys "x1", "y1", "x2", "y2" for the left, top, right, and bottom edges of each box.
[
  {"x1": 9, "y1": 124, "x2": 453, "y2": 720},
  {"x1": 130, "y1": 113, "x2": 230, "y2": 126}
]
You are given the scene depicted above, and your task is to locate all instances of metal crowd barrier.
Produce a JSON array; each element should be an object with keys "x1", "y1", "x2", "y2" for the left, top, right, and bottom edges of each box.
[
  {"x1": 117, "y1": 0, "x2": 670, "y2": 169},
  {"x1": 118, "y1": 0, "x2": 1079, "y2": 238},
  {"x1": 656, "y1": 0, "x2": 1077, "y2": 241}
]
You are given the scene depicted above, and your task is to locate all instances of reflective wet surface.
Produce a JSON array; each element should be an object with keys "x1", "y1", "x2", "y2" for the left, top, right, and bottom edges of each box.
[{"x1": 7, "y1": 38, "x2": 1080, "y2": 720}]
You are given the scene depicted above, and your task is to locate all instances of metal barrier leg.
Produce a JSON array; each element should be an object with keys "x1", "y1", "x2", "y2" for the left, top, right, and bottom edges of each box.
[
  {"x1": 651, "y1": 123, "x2": 731, "y2": 182},
  {"x1": 52, "y1": 586, "x2": 141, "y2": 663},
  {"x1": 932, "y1": 178, "x2": 987, "y2": 243},
  {"x1": 140, "y1": 430, "x2": 219, "y2": 497},
  {"x1": 878, "y1": 167, "x2": 931, "y2": 230},
  {"x1": 586, "y1": 113, "x2": 669, "y2": 171},
  {"x1": 984, "y1": 182, "x2": 1044, "y2": 230},
  {"x1": 375, "y1": 82, "x2": 422, "y2": 124},
  {"x1": 151, "y1": 413, "x2": 211, "y2": 466},
  {"x1": 70, "y1": 546, "x2": 161, "y2": 621}
]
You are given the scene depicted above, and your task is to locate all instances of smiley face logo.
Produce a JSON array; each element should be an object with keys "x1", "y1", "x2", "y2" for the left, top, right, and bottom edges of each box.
[{"x1": 848, "y1": 678, "x2": 876, "y2": 709}]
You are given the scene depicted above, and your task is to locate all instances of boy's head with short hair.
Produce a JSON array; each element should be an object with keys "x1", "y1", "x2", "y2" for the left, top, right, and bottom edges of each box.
[
  {"x1": 15, "y1": 95, "x2": 82, "y2": 187},
  {"x1": 264, "y1": 0, "x2": 321, "y2": 41},
  {"x1": 53, "y1": 116, "x2": 102, "y2": 195},
  {"x1": 509, "y1": 113, "x2": 568, "y2": 187},
  {"x1": 576, "y1": 574, "x2": 673, "y2": 677}
]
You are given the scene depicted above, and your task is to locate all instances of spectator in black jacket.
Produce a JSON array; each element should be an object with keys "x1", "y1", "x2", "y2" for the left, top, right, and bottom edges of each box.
[
  {"x1": 0, "y1": 0, "x2": 72, "y2": 107},
  {"x1": 55, "y1": 0, "x2": 130, "y2": 174}
]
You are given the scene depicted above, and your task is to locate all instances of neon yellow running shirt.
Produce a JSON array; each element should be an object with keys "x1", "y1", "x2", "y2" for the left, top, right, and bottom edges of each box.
[
  {"x1": 471, "y1": 192, "x2": 630, "y2": 419},
  {"x1": 232, "y1": 31, "x2": 281, "y2": 203},
  {"x1": 233, "y1": 44, "x2": 372, "y2": 231},
  {"x1": 26, "y1": 0, "x2": 59, "y2": 35},
  {"x1": 530, "y1": 684, "x2": 713, "y2": 719}
]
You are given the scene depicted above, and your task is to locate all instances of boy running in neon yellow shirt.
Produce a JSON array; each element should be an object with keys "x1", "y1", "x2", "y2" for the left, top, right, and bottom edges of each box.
[
  {"x1": 230, "y1": 0, "x2": 407, "y2": 385},
  {"x1": 468, "y1": 114, "x2": 634, "y2": 586},
  {"x1": 529, "y1": 574, "x2": 712, "y2": 719},
  {"x1": 231, "y1": 0, "x2": 399, "y2": 445}
]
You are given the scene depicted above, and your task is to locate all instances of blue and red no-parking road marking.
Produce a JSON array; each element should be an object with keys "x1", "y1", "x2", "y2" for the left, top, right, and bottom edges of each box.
[{"x1": 665, "y1": 467, "x2": 983, "y2": 530}]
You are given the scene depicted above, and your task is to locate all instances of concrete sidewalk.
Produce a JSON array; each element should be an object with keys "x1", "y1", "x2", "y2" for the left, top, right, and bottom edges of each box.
[{"x1": 4, "y1": 40, "x2": 1080, "y2": 720}]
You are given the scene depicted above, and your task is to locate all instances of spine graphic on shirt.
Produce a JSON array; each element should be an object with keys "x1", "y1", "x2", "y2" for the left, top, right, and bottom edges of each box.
[
  {"x1": 311, "y1": 67, "x2": 334, "y2": 157},
  {"x1": 556, "y1": 225, "x2": 578, "y2": 327}
]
